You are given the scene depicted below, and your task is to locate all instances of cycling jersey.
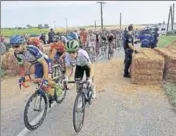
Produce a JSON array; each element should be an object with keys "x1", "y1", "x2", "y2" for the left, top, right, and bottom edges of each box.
[
  {"x1": 107, "y1": 34, "x2": 114, "y2": 42},
  {"x1": 14, "y1": 45, "x2": 51, "y2": 78},
  {"x1": 73, "y1": 49, "x2": 92, "y2": 80},
  {"x1": 67, "y1": 32, "x2": 78, "y2": 40},
  {"x1": 14, "y1": 45, "x2": 48, "y2": 64},
  {"x1": 76, "y1": 49, "x2": 91, "y2": 67},
  {"x1": 88, "y1": 34, "x2": 96, "y2": 42}
]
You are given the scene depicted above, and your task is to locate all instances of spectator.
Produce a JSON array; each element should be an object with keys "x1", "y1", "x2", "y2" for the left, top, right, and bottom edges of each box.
[
  {"x1": 48, "y1": 28, "x2": 55, "y2": 44},
  {"x1": 40, "y1": 33, "x2": 47, "y2": 44}
]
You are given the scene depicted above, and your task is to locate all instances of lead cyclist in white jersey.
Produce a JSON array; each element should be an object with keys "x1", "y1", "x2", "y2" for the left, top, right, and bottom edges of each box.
[{"x1": 65, "y1": 40, "x2": 96, "y2": 98}]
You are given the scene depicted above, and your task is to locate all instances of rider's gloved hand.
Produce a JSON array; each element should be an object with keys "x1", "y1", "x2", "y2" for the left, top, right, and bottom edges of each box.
[
  {"x1": 42, "y1": 79, "x2": 49, "y2": 88},
  {"x1": 19, "y1": 77, "x2": 25, "y2": 83}
]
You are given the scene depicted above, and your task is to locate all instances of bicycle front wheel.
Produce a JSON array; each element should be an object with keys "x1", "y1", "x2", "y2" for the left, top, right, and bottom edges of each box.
[
  {"x1": 24, "y1": 91, "x2": 48, "y2": 130},
  {"x1": 73, "y1": 92, "x2": 86, "y2": 132}
]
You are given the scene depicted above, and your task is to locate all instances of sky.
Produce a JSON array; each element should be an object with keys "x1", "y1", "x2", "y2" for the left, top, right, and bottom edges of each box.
[{"x1": 1, "y1": 1, "x2": 175, "y2": 28}]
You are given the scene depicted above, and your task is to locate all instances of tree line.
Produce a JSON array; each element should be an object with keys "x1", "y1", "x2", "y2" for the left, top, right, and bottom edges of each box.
[{"x1": 2, "y1": 24, "x2": 50, "y2": 29}]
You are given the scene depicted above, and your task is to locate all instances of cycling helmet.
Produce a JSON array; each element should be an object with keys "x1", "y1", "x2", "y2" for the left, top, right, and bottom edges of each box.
[
  {"x1": 53, "y1": 35, "x2": 60, "y2": 42},
  {"x1": 10, "y1": 35, "x2": 25, "y2": 46},
  {"x1": 61, "y1": 36, "x2": 67, "y2": 44},
  {"x1": 65, "y1": 40, "x2": 79, "y2": 52},
  {"x1": 27, "y1": 37, "x2": 40, "y2": 46}
]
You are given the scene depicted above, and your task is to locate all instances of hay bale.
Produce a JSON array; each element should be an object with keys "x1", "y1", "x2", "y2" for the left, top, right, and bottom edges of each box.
[
  {"x1": 154, "y1": 47, "x2": 176, "y2": 83},
  {"x1": 132, "y1": 48, "x2": 164, "y2": 85},
  {"x1": 1, "y1": 50, "x2": 35, "y2": 76}
]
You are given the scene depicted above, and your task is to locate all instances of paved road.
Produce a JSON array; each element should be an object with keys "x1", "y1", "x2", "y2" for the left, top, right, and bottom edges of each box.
[{"x1": 1, "y1": 48, "x2": 176, "y2": 136}]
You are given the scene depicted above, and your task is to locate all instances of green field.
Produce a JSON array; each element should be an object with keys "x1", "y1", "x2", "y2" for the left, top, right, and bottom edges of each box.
[
  {"x1": 1, "y1": 25, "x2": 145, "y2": 37},
  {"x1": 157, "y1": 35, "x2": 176, "y2": 47},
  {"x1": 1, "y1": 28, "x2": 66, "y2": 37}
]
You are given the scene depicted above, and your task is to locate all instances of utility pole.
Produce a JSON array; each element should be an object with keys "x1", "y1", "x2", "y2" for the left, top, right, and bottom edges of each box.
[
  {"x1": 65, "y1": 18, "x2": 68, "y2": 34},
  {"x1": 171, "y1": 6, "x2": 173, "y2": 31},
  {"x1": 120, "y1": 12, "x2": 122, "y2": 30},
  {"x1": 173, "y1": 3, "x2": 175, "y2": 27},
  {"x1": 53, "y1": 21, "x2": 56, "y2": 29},
  {"x1": 167, "y1": 6, "x2": 172, "y2": 32},
  {"x1": 97, "y1": 1, "x2": 106, "y2": 31},
  {"x1": 94, "y1": 20, "x2": 97, "y2": 29}
]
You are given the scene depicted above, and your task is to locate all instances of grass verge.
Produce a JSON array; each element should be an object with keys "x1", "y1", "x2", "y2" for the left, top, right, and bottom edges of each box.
[
  {"x1": 164, "y1": 82, "x2": 176, "y2": 107},
  {"x1": 0, "y1": 68, "x2": 6, "y2": 78},
  {"x1": 157, "y1": 35, "x2": 176, "y2": 47}
]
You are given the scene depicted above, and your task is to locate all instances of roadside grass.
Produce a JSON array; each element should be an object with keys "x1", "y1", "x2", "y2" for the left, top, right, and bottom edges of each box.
[
  {"x1": 157, "y1": 35, "x2": 176, "y2": 47},
  {"x1": 0, "y1": 68, "x2": 6, "y2": 78},
  {"x1": 164, "y1": 82, "x2": 176, "y2": 107},
  {"x1": 157, "y1": 35, "x2": 176, "y2": 107}
]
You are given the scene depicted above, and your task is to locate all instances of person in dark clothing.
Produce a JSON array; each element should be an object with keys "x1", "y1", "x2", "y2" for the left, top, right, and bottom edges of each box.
[
  {"x1": 122, "y1": 28, "x2": 128, "y2": 64},
  {"x1": 151, "y1": 27, "x2": 159, "y2": 48},
  {"x1": 40, "y1": 33, "x2": 47, "y2": 44},
  {"x1": 124, "y1": 25, "x2": 140, "y2": 78},
  {"x1": 48, "y1": 28, "x2": 55, "y2": 44}
]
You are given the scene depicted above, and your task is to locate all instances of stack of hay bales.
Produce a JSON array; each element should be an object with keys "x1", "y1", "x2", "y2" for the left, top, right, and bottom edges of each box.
[
  {"x1": 154, "y1": 47, "x2": 176, "y2": 83},
  {"x1": 1, "y1": 49, "x2": 34, "y2": 76},
  {"x1": 131, "y1": 48, "x2": 165, "y2": 85}
]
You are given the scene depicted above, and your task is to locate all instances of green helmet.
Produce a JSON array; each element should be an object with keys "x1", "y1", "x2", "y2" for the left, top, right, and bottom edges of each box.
[{"x1": 65, "y1": 40, "x2": 79, "y2": 52}]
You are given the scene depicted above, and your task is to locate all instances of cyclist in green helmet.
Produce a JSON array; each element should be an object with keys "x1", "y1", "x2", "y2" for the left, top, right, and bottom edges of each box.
[{"x1": 65, "y1": 40, "x2": 96, "y2": 98}]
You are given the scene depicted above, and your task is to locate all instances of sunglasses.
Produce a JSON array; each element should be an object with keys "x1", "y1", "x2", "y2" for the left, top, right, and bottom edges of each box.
[
  {"x1": 11, "y1": 43, "x2": 21, "y2": 48},
  {"x1": 12, "y1": 45, "x2": 20, "y2": 48}
]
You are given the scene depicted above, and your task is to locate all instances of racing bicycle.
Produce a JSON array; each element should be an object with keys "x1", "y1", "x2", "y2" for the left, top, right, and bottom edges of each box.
[
  {"x1": 21, "y1": 63, "x2": 67, "y2": 130},
  {"x1": 68, "y1": 78, "x2": 94, "y2": 133},
  {"x1": 107, "y1": 42, "x2": 114, "y2": 60}
]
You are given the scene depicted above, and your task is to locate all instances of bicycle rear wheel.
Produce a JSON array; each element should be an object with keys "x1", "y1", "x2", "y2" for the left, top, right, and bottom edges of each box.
[
  {"x1": 73, "y1": 92, "x2": 86, "y2": 132},
  {"x1": 24, "y1": 91, "x2": 48, "y2": 130}
]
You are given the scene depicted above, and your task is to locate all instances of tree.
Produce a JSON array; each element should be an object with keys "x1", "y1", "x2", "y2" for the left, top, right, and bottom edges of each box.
[
  {"x1": 163, "y1": 21, "x2": 166, "y2": 24},
  {"x1": 44, "y1": 24, "x2": 49, "y2": 28},
  {"x1": 38, "y1": 24, "x2": 43, "y2": 29},
  {"x1": 26, "y1": 24, "x2": 32, "y2": 28}
]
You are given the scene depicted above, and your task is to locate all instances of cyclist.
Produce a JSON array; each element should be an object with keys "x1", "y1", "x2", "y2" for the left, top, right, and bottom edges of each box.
[
  {"x1": 79, "y1": 28, "x2": 88, "y2": 48},
  {"x1": 61, "y1": 35, "x2": 68, "y2": 45},
  {"x1": 107, "y1": 33, "x2": 115, "y2": 51},
  {"x1": 27, "y1": 37, "x2": 45, "y2": 52},
  {"x1": 48, "y1": 41, "x2": 66, "y2": 72},
  {"x1": 87, "y1": 30, "x2": 96, "y2": 47},
  {"x1": 10, "y1": 35, "x2": 61, "y2": 104},
  {"x1": 67, "y1": 30, "x2": 79, "y2": 41},
  {"x1": 65, "y1": 40, "x2": 96, "y2": 98}
]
